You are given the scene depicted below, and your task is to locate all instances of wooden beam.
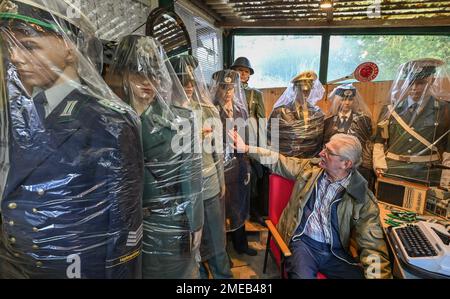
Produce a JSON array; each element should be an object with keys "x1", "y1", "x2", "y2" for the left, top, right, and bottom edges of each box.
[
  {"x1": 218, "y1": 16, "x2": 450, "y2": 28},
  {"x1": 189, "y1": 0, "x2": 224, "y2": 23},
  {"x1": 230, "y1": 2, "x2": 450, "y2": 11}
]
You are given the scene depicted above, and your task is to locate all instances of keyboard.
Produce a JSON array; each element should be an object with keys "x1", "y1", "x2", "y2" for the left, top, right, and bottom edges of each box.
[{"x1": 388, "y1": 221, "x2": 450, "y2": 278}]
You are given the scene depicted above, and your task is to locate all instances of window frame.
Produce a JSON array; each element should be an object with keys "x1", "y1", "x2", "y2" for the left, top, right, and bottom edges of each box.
[{"x1": 228, "y1": 26, "x2": 450, "y2": 85}]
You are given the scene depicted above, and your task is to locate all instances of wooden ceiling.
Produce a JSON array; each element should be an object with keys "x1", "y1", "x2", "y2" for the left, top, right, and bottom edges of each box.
[{"x1": 188, "y1": 0, "x2": 450, "y2": 28}]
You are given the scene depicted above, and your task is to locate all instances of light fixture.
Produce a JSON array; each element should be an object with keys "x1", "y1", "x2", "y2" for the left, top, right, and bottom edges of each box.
[{"x1": 320, "y1": 0, "x2": 333, "y2": 9}]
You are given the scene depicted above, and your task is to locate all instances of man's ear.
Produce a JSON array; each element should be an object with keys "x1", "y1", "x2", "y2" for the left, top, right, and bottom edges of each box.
[
  {"x1": 65, "y1": 46, "x2": 77, "y2": 64},
  {"x1": 344, "y1": 159, "x2": 353, "y2": 170}
]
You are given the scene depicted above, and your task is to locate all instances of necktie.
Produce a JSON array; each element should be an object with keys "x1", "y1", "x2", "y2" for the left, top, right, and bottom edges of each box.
[
  {"x1": 338, "y1": 116, "x2": 347, "y2": 130},
  {"x1": 402, "y1": 103, "x2": 418, "y2": 124},
  {"x1": 409, "y1": 103, "x2": 418, "y2": 114},
  {"x1": 33, "y1": 92, "x2": 47, "y2": 122}
]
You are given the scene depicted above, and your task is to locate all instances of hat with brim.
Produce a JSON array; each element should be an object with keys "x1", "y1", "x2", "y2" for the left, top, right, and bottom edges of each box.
[
  {"x1": 0, "y1": 0, "x2": 95, "y2": 36},
  {"x1": 401, "y1": 58, "x2": 444, "y2": 81},
  {"x1": 291, "y1": 70, "x2": 318, "y2": 83},
  {"x1": 335, "y1": 84, "x2": 356, "y2": 98}
]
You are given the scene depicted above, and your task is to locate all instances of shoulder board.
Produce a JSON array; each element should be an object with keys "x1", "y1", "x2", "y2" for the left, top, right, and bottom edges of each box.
[{"x1": 98, "y1": 99, "x2": 127, "y2": 114}]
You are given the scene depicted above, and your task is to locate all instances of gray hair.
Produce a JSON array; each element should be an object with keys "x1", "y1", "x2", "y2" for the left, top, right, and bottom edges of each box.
[{"x1": 330, "y1": 133, "x2": 362, "y2": 169}]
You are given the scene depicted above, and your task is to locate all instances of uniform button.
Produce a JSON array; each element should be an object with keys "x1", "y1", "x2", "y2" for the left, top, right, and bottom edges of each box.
[
  {"x1": 32, "y1": 245, "x2": 39, "y2": 250},
  {"x1": 32, "y1": 208, "x2": 38, "y2": 213},
  {"x1": 37, "y1": 188, "x2": 45, "y2": 196},
  {"x1": 14, "y1": 253, "x2": 20, "y2": 258},
  {"x1": 32, "y1": 227, "x2": 39, "y2": 232},
  {"x1": 407, "y1": 150, "x2": 412, "y2": 154},
  {"x1": 409, "y1": 139, "x2": 413, "y2": 142},
  {"x1": 36, "y1": 261, "x2": 43, "y2": 267},
  {"x1": 9, "y1": 237, "x2": 16, "y2": 244},
  {"x1": 8, "y1": 220, "x2": 14, "y2": 226},
  {"x1": 8, "y1": 203, "x2": 17, "y2": 209}
]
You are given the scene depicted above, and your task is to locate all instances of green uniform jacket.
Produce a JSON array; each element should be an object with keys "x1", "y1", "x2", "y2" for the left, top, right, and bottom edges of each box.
[
  {"x1": 374, "y1": 96, "x2": 450, "y2": 185},
  {"x1": 243, "y1": 83, "x2": 265, "y2": 120},
  {"x1": 248, "y1": 146, "x2": 392, "y2": 279}
]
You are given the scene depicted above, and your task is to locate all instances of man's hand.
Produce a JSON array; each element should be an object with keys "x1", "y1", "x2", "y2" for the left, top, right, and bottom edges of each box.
[
  {"x1": 375, "y1": 168, "x2": 385, "y2": 177},
  {"x1": 227, "y1": 129, "x2": 248, "y2": 153}
]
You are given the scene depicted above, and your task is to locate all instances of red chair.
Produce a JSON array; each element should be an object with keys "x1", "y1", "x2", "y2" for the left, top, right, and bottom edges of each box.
[
  {"x1": 263, "y1": 173, "x2": 327, "y2": 279},
  {"x1": 263, "y1": 174, "x2": 295, "y2": 278}
]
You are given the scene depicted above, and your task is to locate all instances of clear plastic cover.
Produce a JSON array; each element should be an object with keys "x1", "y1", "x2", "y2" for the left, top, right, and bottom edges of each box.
[
  {"x1": 0, "y1": 0, "x2": 144, "y2": 278},
  {"x1": 268, "y1": 70, "x2": 325, "y2": 158},
  {"x1": 210, "y1": 69, "x2": 250, "y2": 232},
  {"x1": 169, "y1": 54, "x2": 227, "y2": 264},
  {"x1": 324, "y1": 83, "x2": 373, "y2": 170},
  {"x1": 373, "y1": 58, "x2": 450, "y2": 186},
  {"x1": 107, "y1": 36, "x2": 203, "y2": 278}
]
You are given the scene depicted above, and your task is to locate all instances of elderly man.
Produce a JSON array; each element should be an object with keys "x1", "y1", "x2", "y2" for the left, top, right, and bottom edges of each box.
[{"x1": 230, "y1": 132, "x2": 392, "y2": 279}]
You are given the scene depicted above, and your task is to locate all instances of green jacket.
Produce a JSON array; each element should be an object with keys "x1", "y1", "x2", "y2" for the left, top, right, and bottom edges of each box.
[
  {"x1": 248, "y1": 146, "x2": 392, "y2": 279},
  {"x1": 243, "y1": 83, "x2": 265, "y2": 120}
]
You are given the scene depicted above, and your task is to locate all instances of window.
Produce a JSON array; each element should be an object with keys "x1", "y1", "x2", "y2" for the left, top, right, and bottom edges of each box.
[
  {"x1": 233, "y1": 35, "x2": 322, "y2": 89},
  {"x1": 328, "y1": 35, "x2": 450, "y2": 82},
  {"x1": 176, "y1": 2, "x2": 223, "y2": 82}
]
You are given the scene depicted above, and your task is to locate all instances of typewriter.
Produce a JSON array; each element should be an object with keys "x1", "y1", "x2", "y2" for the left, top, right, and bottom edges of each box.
[{"x1": 388, "y1": 221, "x2": 450, "y2": 278}]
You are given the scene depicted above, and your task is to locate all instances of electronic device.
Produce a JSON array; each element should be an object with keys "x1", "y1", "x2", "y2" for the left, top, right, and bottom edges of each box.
[
  {"x1": 376, "y1": 176, "x2": 428, "y2": 214},
  {"x1": 388, "y1": 221, "x2": 450, "y2": 278},
  {"x1": 426, "y1": 187, "x2": 450, "y2": 220}
]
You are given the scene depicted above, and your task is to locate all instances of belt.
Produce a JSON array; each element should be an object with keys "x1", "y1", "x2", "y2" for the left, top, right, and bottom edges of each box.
[{"x1": 386, "y1": 152, "x2": 440, "y2": 163}]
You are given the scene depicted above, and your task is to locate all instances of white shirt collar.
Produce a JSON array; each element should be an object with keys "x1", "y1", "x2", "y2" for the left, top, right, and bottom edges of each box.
[
  {"x1": 406, "y1": 96, "x2": 422, "y2": 109},
  {"x1": 32, "y1": 79, "x2": 81, "y2": 116},
  {"x1": 338, "y1": 111, "x2": 351, "y2": 119}
]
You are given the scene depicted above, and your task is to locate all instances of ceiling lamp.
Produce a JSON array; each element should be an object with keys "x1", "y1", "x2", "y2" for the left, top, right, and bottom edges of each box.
[{"x1": 320, "y1": 0, "x2": 333, "y2": 9}]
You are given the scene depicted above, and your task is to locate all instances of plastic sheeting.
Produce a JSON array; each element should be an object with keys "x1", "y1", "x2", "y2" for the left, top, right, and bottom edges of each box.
[
  {"x1": 373, "y1": 58, "x2": 450, "y2": 187},
  {"x1": 210, "y1": 69, "x2": 250, "y2": 232},
  {"x1": 324, "y1": 84, "x2": 373, "y2": 171},
  {"x1": 0, "y1": 0, "x2": 144, "y2": 278},
  {"x1": 107, "y1": 35, "x2": 203, "y2": 278},
  {"x1": 169, "y1": 54, "x2": 228, "y2": 268},
  {"x1": 268, "y1": 71, "x2": 325, "y2": 158}
]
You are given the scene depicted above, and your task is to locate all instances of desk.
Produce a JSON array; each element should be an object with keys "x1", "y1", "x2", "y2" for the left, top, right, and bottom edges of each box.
[{"x1": 378, "y1": 202, "x2": 449, "y2": 279}]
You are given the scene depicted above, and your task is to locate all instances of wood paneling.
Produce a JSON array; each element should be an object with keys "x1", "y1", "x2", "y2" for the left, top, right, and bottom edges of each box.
[{"x1": 261, "y1": 80, "x2": 394, "y2": 129}]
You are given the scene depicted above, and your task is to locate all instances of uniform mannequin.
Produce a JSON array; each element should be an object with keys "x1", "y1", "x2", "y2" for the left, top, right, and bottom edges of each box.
[
  {"x1": 108, "y1": 35, "x2": 203, "y2": 278},
  {"x1": 268, "y1": 70, "x2": 325, "y2": 158},
  {"x1": 0, "y1": 0, "x2": 144, "y2": 279}
]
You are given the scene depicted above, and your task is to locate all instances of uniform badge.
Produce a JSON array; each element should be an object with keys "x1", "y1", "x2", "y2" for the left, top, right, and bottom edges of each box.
[
  {"x1": 224, "y1": 76, "x2": 232, "y2": 83},
  {"x1": 60, "y1": 101, "x2": 78, "y2": 117},
  {"x1": 344, "y1": 90, "x2": 353, "y2": 97}
]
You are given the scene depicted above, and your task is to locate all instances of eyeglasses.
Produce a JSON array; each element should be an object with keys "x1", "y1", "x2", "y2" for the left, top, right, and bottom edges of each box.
[{"x1": 322, "y1": 145, "x2": 342, "y2": 158}]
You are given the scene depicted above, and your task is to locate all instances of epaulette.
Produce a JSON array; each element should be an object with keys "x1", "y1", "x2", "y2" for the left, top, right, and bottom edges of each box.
[{"x1": 98, "y1": 98, "x2": 127, "y2": 114}]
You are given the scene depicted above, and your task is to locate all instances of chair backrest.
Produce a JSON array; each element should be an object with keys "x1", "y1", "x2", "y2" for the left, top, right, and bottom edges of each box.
[
  {"x1": 268, "y1": 173, "x2": 328, "y2": 279},
  {"x1": 268, "y1": 173, "x2": 295, "y2": 266}
]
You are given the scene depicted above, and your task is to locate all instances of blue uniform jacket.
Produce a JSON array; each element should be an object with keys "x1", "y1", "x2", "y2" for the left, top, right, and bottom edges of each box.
[{"x1": 1, "y1": 87, "x2": 144, "y2": 279}]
